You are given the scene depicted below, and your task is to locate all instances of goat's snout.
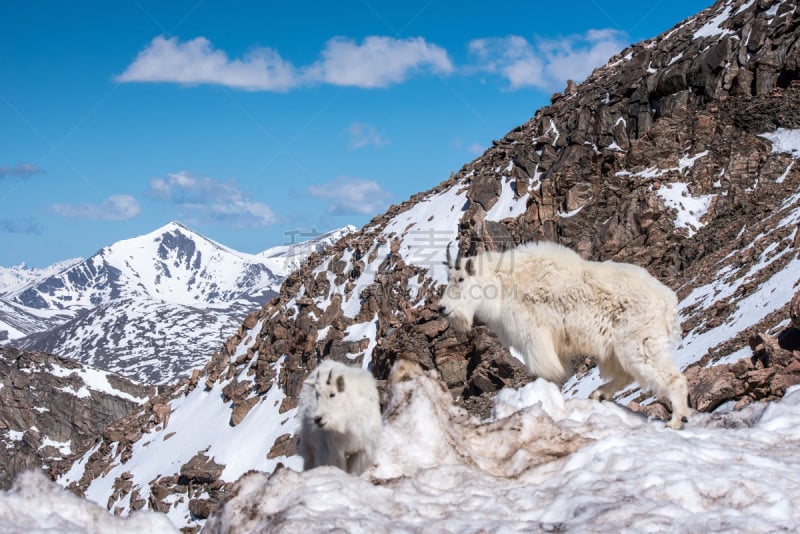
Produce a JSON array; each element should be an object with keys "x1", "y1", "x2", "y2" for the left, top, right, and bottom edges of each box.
[{"x1": 313, "y1": 416, "x2": 324, "y2": 428}]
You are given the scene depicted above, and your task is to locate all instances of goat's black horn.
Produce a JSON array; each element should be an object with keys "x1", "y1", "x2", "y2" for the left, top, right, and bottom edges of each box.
[{"x1": 326, "y1": 369, "x2": 333, "y2": 385}]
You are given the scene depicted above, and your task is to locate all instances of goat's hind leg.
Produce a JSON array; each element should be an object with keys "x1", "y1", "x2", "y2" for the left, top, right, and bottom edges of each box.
[
  {"x1": 618, "y1": 336, "x2": 690, "y2": 429},
  {"x1": 590, "y1": 355, "x2": 633, "y2": 401}
]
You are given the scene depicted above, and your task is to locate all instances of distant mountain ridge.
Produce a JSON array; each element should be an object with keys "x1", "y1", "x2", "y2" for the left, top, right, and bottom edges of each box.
[
  {"x1": 0, "y1": 258, "x2": 83, "y2": 297},
  {"x1": 9, "y1": 221, "x2": 283, "y2": 310},
  {"x1": 0, "y1": 222, "x2": 354, "y2": 383}
]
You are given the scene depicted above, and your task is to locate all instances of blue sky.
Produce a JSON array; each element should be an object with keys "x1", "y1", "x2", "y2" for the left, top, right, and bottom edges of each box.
[{"x1": 0, "y1": 0, "x2": 712, "y2": 267}]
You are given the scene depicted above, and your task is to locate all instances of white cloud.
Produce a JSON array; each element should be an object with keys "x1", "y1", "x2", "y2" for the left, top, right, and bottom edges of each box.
[
  {"x1": 148, "y1": 171, "x2": 277, "y2": 227},
  {"x1": 116, "y1": 36, "x2": 299, "y2": 91},
  {"x1": 347, "y1": 122, "x2": 388, "y2": 148},
  {"x1": 306, "y1": 36, "x2": 453, "y2": 88},
  {"x1": 307, "y1": 177, "x2": 392, "y2": 216},
  {"x1": 468, "y1": 29, "x2": 628, "y2": 90},
  {"x1": 52, "y1": 194, "x2": 141, "y2": 221},
  {"x1": 117, "y1": 35, "x2": 453, "y2": 91},
  {"x1": 469, "y1": 36, "x2": 544, "y2": 90},
  {"x1": 0, "y1": 163, "x2": 45, "y2": 179}
]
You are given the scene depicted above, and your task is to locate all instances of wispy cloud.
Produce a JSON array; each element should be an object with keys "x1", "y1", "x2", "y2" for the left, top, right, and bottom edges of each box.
[
  {"x1": 452, "y1": 138, "x2": 486, "y2": 156},
  {"x1": 117, "y1": 35, "x2": 453, "y2": 91},
  {"x1": 468, "y1": 29, "x2": 628, "y2": 90},
  {"x1": 307, "y1": 36, "x2": 453, "y2": 88},
  {"x1": 148, "y1": 171, "x2": 277, "y2": 227},
  {"x1": 116, "y1": 36, "x2": 299, "y2": 91},
  {"x1": 0, "y1": 163, "x2": 45, "y2": 179},
  {"x1": 347, "y1": 122, "x2": 388, "y2": 148},
  {"x1": 307, "y1": 177, "x2": 392, "y2": 216},
  {"x1": 468, "y1": 143, "x2": 485, "y2": 156},
  {"x1": 52, "y1": 194, "x2": 141, "y2": 221},
  {"x1": 0, "y1": 217, "x2": 43, "y2": 234}
]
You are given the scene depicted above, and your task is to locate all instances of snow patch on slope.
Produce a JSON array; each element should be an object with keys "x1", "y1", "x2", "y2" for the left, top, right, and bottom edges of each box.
[
  {"x1": 693, "y1": 2, "x2": 734, "y2": 40},
  {"x1": 49, "y1": 365, "x2": 148, "y2": 403},
  {"x1": 656, "y1": 182, "x2": 714, "y2": 237},
  {"x1": 760, "y1": 128, "x2": 800, "y2": 157},
  {"x1": 63, "y1": 344, "x2": 301, "y2": 528},
  {"x1": 486, "y1": 178, "x2": 530, "y2": 222},
  {"x1": 383, "y1": 184, "x2": 468, "y2": 286}
]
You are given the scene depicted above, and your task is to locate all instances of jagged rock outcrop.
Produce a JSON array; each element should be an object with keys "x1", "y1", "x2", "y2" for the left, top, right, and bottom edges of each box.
[
  {"x1": 57, "y1": 1, "x2": 800, "y2": 530},
  {"x1": 0, "y1": 346, "x2": 154, "y2": 489},
  {"x1": 199, "y1": 0, "x2": 800, "y2": 413}
]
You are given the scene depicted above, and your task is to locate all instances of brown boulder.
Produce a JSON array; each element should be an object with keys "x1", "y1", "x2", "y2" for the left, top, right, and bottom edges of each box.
[
  {"x1": 267, "y1": 433, "x2": 297, "y2": 459},
  {"x1": 416, "y1": 318, "x2": 449, "y2": 339},
  {"x1": 748, "y1": 332, "x2": 792, "y2": 367},
  {"x1": 685, "y1": 363, "x2": 748, "y2": 412},
  {"x1": 230, "y1": 397, "x2": 259, "y2": 427},
  {"x1": 189, "y1": 498, "x2": 217, "y2": 520},
  {"x1": 179, "y1": 452, "x2": 224, "y2": 485}
]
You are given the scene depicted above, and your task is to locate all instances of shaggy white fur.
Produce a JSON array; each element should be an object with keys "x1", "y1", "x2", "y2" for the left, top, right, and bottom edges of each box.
[
  {"x1": 438, "y1": 241, "x2": 690, "y2": 429},
  {"x1": 297, "y1": 359, "x2": 383, "y2": 474}
]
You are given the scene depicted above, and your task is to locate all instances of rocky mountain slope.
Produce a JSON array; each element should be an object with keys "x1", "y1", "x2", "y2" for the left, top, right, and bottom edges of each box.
[
  {"x1": 0, "y1": 346, "x2": 154, "y2": 490},
  {"x1": 2, "y1": 223, "x2": 353, "y2": 383},
  {"x1": 56, "y1": 0, "x2": 800, "y2": 530}
]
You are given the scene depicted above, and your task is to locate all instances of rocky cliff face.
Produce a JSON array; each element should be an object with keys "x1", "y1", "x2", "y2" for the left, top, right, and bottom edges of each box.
[
  {"x1": 57, "y1": 0, "x2": 800, "y2": 530},
  {"x1": 0, "y1": 346, "x2": 154, "y2": 490}
]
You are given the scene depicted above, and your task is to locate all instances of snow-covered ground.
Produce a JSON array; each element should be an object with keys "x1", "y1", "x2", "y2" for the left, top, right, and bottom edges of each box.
[
  {"x1": 0, "y1": 471, "x2": 176, "y2": 533},
  {"x1": 21, "y1": 367, "x2": 800, "y2": 533},
  {"x1": 206, "y1": 369, "x2": 800, "y2": 533}
]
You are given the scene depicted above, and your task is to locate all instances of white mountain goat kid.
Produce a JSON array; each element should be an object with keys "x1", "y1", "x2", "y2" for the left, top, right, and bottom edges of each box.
[
  {"x1": 298, "y1": 359, "x2": 382, "y2": 474},
  {"x1": 438, "y1": 241, "x2": 690, "y2": 429}
]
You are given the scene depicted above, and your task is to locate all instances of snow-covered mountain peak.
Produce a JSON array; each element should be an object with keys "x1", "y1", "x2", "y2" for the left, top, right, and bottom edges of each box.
[
  {"x1": 8, "y1": 222, "x2": 276, "y2": 311},
  {"x1": 2, "y1": 222, "x2": 356, "y2": 383},
  {"x1": 96, "y1": 221, "x2": 273, "y2": 306}
]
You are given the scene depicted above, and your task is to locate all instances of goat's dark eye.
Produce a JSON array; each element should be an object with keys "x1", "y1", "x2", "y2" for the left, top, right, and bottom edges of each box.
[
  {"x1": 458, "y1": 277, "x2": 465, "y2": 283},
  {"x1": 329, "y1": 393, "x2": 335, "y2": 398}
]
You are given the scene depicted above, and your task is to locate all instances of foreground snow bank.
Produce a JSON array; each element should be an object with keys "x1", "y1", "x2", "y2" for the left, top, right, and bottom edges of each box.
[
  {"x1": 0, "y1": 470, "x2": 177, "y2": 533},
  {"x1": 206, "y1": 365, "x2": 800, "y2": 533},
  {"x1": 5, "y1": 366, "x2": 800, "y2": 533}
]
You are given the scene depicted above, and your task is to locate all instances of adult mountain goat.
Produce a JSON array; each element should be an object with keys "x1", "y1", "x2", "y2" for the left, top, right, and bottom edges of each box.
[
  {"x1": 298, "y1": 359, "x2": 382, "y2": 474},
  {"x1": 438, "y1": 241, "x2": 690, "y2": 429}
]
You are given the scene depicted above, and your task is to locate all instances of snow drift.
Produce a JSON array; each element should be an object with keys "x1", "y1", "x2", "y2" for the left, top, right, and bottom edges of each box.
[
  {"x1": 0, "y1": 471, "x2": 176, "y2": 533},
  {"x1": 206, "y1": 366, "x2": 800, "y2": 533}
]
